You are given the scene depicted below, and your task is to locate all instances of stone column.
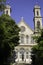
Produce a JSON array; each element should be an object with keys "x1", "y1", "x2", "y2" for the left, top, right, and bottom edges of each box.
[{"x1": 18, "y1": 52, "x2": 20, "y2": 62}]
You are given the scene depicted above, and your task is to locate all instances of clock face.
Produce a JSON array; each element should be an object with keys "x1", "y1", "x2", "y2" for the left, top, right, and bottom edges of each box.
[{"x1": 20, "y1": 26, "x2": 25, "y2": 32}]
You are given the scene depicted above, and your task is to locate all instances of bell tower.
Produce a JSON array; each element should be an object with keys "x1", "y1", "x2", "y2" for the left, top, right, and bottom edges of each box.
[
  {"x1": 4, "y1": 5, "x2": 11, "y2": 16},
  {"x1": 33, "y1": 5, "x2": 42, "y2": 33}
]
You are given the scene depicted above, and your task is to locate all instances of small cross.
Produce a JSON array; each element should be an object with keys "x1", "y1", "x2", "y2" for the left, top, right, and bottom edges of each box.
[
  {"x1": 36, "y1": 0, "x2": 38, "y2": 5},
  {"x1": 21, "y1": 16, "x2": 24, "y2": 21},
  {"x1": 21, "y1": 16, "x2": 24, "y2": 20}
]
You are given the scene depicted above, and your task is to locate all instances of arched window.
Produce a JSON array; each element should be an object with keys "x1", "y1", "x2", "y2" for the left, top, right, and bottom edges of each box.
[
  {"x1": 37, "y1": 21, "x2": 40, "y2": 29},
  {"x1": 26, "y1": 51, "x2": 29, "y2": 59},
  {"x1": 31, "y1": 37, "x2": 34, "y2": 44},
  {"x1": 26, "y1": 35, "x2": 29, "y2": 44},
  {"x1": 6, "y1": 10, "x2": 8, "y2": 14},
  {"x1": 19, "y1": 48, "x2": 25, "y2": 61},
  {"x1": 21, "y1": 34, "x2": 24, "y2": 43},
  {"x1": 37, "y1": 11, "x2": 39, "y2": 15}
]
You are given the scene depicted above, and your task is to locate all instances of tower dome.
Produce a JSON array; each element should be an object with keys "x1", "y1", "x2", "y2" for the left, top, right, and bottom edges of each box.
[
  {"x1": 6, "y1": 5, "x2": 11, "y2": 9},
  {"x1": 34, "y1": 5, "x2": 40, "y2": 9}
]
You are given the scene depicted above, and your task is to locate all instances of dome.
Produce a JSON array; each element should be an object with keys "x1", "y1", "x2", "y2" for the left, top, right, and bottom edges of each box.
[
  {"x1": 34, "y1": 5, "x2": 40, "y2": 9},
  {"x1": 6, "y1": 5, "x2": 11, "y2": 9}
]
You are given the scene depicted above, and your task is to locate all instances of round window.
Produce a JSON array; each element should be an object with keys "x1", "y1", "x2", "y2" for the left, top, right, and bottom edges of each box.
[{"x1": 20, "y1": 26, "x2": 25, "y2": 32}]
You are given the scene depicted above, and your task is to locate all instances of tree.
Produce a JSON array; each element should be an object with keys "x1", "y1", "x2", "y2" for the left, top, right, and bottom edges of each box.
[
  {"x1": 0, "y1": 0, "x2": 6, "y2": 11},
  {"x1": 31, "y1": 29, "x2": 43, "y2": 65},
  {"x1": 0, "y1": 14, "x2": 20, "y2": 65}
]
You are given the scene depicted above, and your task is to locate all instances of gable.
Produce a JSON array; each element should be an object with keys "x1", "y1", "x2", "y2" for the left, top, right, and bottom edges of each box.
[{"x1": 18, "y1": 20, "x2": 33, "y2": 35}]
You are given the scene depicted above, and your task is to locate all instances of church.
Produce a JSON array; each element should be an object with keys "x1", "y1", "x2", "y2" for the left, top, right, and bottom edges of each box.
[{"x1": 4, "y1": 4, "x2": 42, "y2": 64}]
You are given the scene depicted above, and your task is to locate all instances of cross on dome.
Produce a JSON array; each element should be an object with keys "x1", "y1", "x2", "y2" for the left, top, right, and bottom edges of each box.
[
  {"x1": 36, "y1": 0, "x2": 38, "y2": 4},
  {"x1": 21, "y1": 16, "x2": 24, "y2": 20},
  {"x1": 35, "y1": 0, "x2": 39, "y2": 5}
]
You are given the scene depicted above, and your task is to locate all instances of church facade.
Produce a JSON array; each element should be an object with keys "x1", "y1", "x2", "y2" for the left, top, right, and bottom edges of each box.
[{"x1": 4, "y1": 4, "x2": 42, "y2": 64}]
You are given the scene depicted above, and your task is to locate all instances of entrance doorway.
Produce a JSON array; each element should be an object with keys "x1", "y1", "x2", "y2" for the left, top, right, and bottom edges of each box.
[{"x1": 20, "y1": 48, "x2": 25, "y2": 61}]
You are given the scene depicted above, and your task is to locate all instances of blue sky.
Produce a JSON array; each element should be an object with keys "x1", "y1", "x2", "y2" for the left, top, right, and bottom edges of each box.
[{"x1": 6, "y1": 0, "x2": 43, "y2": 29}]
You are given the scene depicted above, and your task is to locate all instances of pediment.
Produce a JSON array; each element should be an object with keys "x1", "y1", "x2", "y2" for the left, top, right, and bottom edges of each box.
[{"x1": 18, "y1": 19, "x2": 34, "y2": 35}]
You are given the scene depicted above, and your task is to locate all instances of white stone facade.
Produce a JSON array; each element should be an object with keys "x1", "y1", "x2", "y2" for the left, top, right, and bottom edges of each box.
[{"x1": 14, "y1": 18, "x2": 36, "y2": 64}]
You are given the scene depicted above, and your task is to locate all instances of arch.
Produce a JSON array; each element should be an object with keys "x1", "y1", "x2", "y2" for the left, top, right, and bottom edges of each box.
[
  {"x1": 19, "y1": 48, "x2": 25, "y2": 61},
  {"x1": 20, "y1": 48, "x2": 25, "y2": 54},
  {"x1": 37, "y1": 11, "x2": 39, "y2": 15},
  {"x1": 6, "y1": 10, "x2": 8, "y2": 14},
  {"x1": 26, "y1": 50, "x2": 29, "y2": 59},
  {"x1": 20, "y1": 34, "x2": 25, "y2": 43},
  {"x1": 37, "y1": 21, "x2": 40, "y2": 29},
  {"x1": 31, "y1": 36, "x2": 34, "y2": 43},
  {"x1": 26, "y1": 35, "x2": 29, "y2": 44}
]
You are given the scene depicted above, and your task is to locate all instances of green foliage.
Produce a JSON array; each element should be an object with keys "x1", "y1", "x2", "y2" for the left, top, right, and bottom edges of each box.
[
  {"x1": 31, "y1": 29, "x2": 43, "y2": 65},
  {"x1": 0, "y1": 0, "x2": 6, "y2": 11},
  {"x1": 0, "y1": 14, "x2": 20, "y2": 65}
]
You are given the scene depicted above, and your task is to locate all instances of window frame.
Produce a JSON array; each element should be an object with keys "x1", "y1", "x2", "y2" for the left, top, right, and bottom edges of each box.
[
  {"x1": 20, "y1": 34, "x2": 24, "y2": 44},
  {"x1": 6, "y1": 10, "x2": 8, "y2": 14},
  {"x1": 37, "y1": 21, "x2": 40, "y2": 29},
  {"x1": 37, "y1": 11, "x2": 39, "y2": 16},
  {"x1": 26, "y1": 35, "x2": 29, "y2": 44}
]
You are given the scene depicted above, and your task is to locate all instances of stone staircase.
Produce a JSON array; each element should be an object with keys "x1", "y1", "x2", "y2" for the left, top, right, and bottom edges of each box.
[
  {"x1": 13, "y1": 63, "x2": 25, "y2": 65},
  {"x1": 13, "y1": 63, "x2": 30, "y2": 65},
  {"x1": 16, "y1": 63, "x2": 25, "y2": 65}
]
